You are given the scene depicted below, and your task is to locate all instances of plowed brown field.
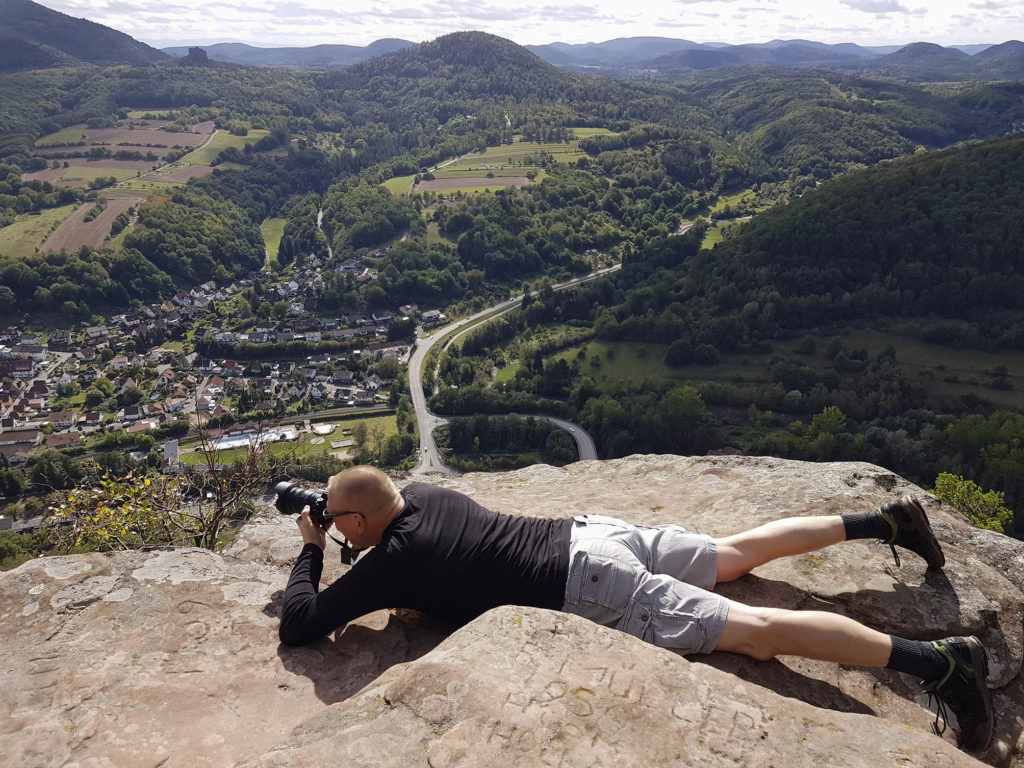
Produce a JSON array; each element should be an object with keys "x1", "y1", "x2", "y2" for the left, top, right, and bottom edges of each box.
[
  {"x1": 414, "y1": 176, "x2": 531, "y2": 192},
  {"x1": 42, "y1": 197, "x2": 142, "y2": 253},
  {"x1": 34, "y1": 122, "x2": 214, "y2": 160},
  {"x1": 21, "y1": 168, "x2": 66, "y2": 184},
  {"x1": 150, "y1": 165, "x2": 215, "y2": 183}
]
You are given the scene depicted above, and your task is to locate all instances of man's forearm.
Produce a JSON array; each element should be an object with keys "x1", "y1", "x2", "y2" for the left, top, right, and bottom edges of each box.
[{"x1": 279, "y1": 543, "x2": 324, "y2": 645}]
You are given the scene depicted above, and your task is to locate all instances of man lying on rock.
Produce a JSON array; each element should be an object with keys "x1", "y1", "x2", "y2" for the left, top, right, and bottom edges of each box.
[{"x1": 279, "y1": 465, "x2": 995, "y2": 752}]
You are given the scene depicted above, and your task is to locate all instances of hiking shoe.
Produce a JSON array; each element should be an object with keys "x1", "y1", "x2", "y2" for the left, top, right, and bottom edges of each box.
[
  {"x1": 877, "y1": 495, "x2": 945, "y2": 569},
  {"x1": 923, "y1": 636, "x2": 995, "y2": 752}
]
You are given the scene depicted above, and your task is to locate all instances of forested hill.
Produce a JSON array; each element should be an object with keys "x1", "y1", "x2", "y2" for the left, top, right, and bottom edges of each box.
[
  {"x1": 316, "y1": 31, "x2": 703, "y2": 133},
  {"x1": 849, "y1": 40, "x2": 1024, "y2": 82},
  {"x1": 695, "y1": 137, "x2": 1024, "y2": 345},
  {"x1": 0, "y1": 0, "x2": 168, "y2": 72},
  {"x1": 324, "y1": 31, "x2": 607, "y2": 105}
]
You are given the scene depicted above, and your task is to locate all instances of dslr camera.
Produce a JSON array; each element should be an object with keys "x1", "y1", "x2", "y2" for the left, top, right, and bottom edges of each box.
[
  {"x1": 275, "y1": 481, "x2": 328, "y2": 526},
  {"x1": 274, "y1": 480, "x2": 362, "y2": 565}
]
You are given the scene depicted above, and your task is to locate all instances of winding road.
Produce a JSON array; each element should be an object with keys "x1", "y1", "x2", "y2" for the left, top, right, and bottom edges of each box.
[{"x1": 408, "y1": 266, "x2": 619, "y2": 475}]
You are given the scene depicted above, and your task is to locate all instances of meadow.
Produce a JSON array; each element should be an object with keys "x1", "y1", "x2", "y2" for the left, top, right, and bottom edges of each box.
[
  {"x1": 383, "y1": 175, "x2": 416, "y2": 195},
  {"x1": 383, "y1": 128, "x2": 614, "y2": 197},
  {"x1": 491, "y1": 323, "x2": 1024, "y2": 412},
  {"x1": 34, "y1": 124, "x2": 89, "y2": 147},
  {"x1": 261, "y1": 217, "x2": 286, "y2": 264},
  {"x1": 115, "y1": 179, "x2": 183, "y2": 192},
  {"x1": 178, "y1": 129, "x2": 271, "y2": 166},
  {"x1": 125, "y1": 110, "x2": 177, "y2": 119},
  {"x1": 710, "y1": 187, "x2": 757, "y2": 214},
  {"x1": 0, "y1": 204, "x2": 79, "y2": 259},
  {"x1": 429, "y1": 132, "x2": 611, "y2": 179},
  {"x1": 415, "y1": 177, "x2": 532, "y2": 194}
]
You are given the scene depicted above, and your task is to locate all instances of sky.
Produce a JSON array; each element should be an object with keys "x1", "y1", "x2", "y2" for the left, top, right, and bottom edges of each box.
[{"x1": 39, "y1": 0, "x2": 1024, "y2": 49}]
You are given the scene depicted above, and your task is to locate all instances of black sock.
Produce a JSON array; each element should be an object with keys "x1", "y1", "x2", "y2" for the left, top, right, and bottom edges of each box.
[
  {"x1": 886, "y1": 636, "x2": 949, "y2": 681},
  {"x1": 842, "y1": 511, "x2": 891, "y2": 541}
]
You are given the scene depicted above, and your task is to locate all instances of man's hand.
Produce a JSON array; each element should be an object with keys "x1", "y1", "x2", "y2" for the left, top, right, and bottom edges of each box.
[{"x1": 296, "y1": 505, "x2": 326, "y2": 550}]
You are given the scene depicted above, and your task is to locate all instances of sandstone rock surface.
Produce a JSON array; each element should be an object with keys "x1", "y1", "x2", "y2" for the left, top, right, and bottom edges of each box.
[{"x1": 0, "y1": 456, "x2": 1021, "y2": 767}]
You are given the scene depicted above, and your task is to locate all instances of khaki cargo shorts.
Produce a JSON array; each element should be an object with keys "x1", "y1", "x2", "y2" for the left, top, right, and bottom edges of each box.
[{"x1": 561, "y1": 514, "x2": 729, "y2": 654}]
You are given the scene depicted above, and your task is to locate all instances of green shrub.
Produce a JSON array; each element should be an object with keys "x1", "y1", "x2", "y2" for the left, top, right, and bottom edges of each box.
[{"x1": 932, "y1": 472, "x2": 1014, "y2": 534}]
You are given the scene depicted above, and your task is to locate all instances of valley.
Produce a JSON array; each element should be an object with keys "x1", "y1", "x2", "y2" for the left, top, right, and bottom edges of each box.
[{"x1": 0, "y1": 15, "x2": 1022, "y2": 563}]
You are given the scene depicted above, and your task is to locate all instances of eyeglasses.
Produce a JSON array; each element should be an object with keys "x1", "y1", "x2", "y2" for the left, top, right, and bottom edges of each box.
[
  {"x1": 323, "y1": 510, "x2": 361, "y2": 520},
  {"x1": 321, "y1": 510, "x2": 366, "y2": 565}
]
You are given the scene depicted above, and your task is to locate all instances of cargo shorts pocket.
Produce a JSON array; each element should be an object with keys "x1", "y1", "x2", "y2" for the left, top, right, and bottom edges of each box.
[
  {"x1": 618, "y1": 575, "x2": 716, "y2": 654},
  {"x1": 566, "y1": 550, "x2": 642, "y2": 612},
  {"x1": 620, "y1": 603, "x2": 707, "y2": 652}
]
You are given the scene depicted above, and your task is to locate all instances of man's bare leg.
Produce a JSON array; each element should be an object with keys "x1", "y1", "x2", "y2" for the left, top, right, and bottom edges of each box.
[
  {"x1": 715, "y1": 601, "x2": 891, "y2": 665},
  {"x1": 713, "y1": 602, "x2": 995, "y2": 751},
  {"x1": 714, "y1": 517, "x2": 846, "y2": 583}
]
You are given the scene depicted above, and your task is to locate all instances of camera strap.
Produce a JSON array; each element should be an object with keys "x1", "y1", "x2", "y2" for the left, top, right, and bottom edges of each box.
[{"x1": 324, "y1": 531, "x2": 365, "y2": 565}]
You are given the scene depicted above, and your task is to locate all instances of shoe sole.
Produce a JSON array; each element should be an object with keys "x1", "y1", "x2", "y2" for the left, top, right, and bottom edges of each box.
[
  {"x1": 900, "y1": 496, "x2": 945, "y2": 569},
  {"x1": 961, "y1": 636, "x2": 995, "y2": 752}
]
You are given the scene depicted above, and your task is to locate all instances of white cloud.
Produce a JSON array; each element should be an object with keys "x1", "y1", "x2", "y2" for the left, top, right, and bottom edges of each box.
[
  {"x1": 33, "y1": 0, "x2": 1024, "y2": 48},
  {"x1": 838, "y1": 0, "x2": 909, "y2": 13}
]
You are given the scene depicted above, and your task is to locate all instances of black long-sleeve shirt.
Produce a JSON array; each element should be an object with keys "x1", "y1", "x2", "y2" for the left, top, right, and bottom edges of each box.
[{"x1": 279, "y1": 482, "x2": 572, "y2": 645}]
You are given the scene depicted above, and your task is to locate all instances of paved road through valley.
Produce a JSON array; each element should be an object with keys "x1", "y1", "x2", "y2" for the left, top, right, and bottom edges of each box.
[{"x1": 408, "y1": 266, "x2": 618, "y2": 474}]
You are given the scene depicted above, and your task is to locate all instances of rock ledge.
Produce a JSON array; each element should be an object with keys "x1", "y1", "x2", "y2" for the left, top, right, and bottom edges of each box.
[{"x1": 1, "y1": 455, "x2": 1020, "y2": 767}]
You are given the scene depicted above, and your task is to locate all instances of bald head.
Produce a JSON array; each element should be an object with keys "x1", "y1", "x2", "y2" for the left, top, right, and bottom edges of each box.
[{"x1": 327, "y1": 465, "x2": 404, "y2": 525}]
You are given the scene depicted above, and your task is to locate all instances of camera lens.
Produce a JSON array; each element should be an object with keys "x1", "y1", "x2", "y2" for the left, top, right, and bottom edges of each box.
[{"x1": 274, "y1": 481, "x2": 324, "y2": 516}]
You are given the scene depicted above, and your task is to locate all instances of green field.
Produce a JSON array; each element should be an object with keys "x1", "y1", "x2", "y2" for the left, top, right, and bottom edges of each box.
[
  {"x1": 431, "y1": 134, "x2": 611, "y2": 179},
  {"x1": 494, "y1": 362, "x2": 522, "y2": 384},
  {"x1": 550, "y1": 340, "x2": 686, "y2": 387},
  {"x1": 125, "y1": 110, "x2": 176, "y2": 119},
  {"x1": 383, "y1": 174, "x2": 416, "y2": 195},
  {"x1": 701, "y1": 225, "x2": 724, "y2": 249},
  {"x1": 701, "y1": 219, "x2": 751, "y2": 250},
  {"x1": 431, "y1": 168, "x2": 531, "y2": 178},
  {"x1": 711, "y1": 188, "x2": 756, "y2": 213},
  {"x1": 63, "y1": 166, "x2": 140, "y2": 183},
  {"x1": 107, "y1": 225, "x2": 134, "y2": 249},
  {"x1": 116, "y1": 179, "x2": 181, "y2": 192},
  {"x1": 696, "y1": 187, "x2": 773, "y2": 248},
  {"x1": 178, "y1": 129, "x2": 271, "y2": 166},
  {"x1": 495, "y1": 339, "x2": 692, "y2": 387},
  {"x1": 383, "y1": 129, "x2": 608, "y2": 197},
  {"x1": 35, "y1": 124, "x2": 89, "y2": 147},
  {"x1": 0, "y1": 204, "x2": 79, "y2": 259},
  {"x1": 500, "y1": 325, "x2": 1024, "y2": 411},
  {"x1": 423, "y1": 183, "x2": 531, "y2": 195},
  {"x1": 261, "y1": 217, "x2": 286, "y2": 263},
  {"x1": 794, "y1": 328, "x2": 1024, "y2": 409},
  {"x1": 425, "y1": 221, "x2": 450, "y2": 245},
  {"x1": 179, "y1": 414, "x2": 398, "y2": 465}
]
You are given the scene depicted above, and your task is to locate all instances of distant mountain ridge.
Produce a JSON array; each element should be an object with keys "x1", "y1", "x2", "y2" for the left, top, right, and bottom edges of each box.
[
  {"x1": 0, "y1": 0, "x2": 168, "y2": 72},
  {"x1": 161, "y1": 35, "x2": 1022, "y2": 81},
  {"x1": 2, "y1": 0, "x2": 1019, "y2": 82},
  {"x1": 645, "y1": 38, "x2": 1024, "y2": 80},
  {"x1": 526, "y1": 37, "x2": 901, "y2": 69},
  {"x1": 160, "y1": 39, "x2": 415, "y2": 68}
]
